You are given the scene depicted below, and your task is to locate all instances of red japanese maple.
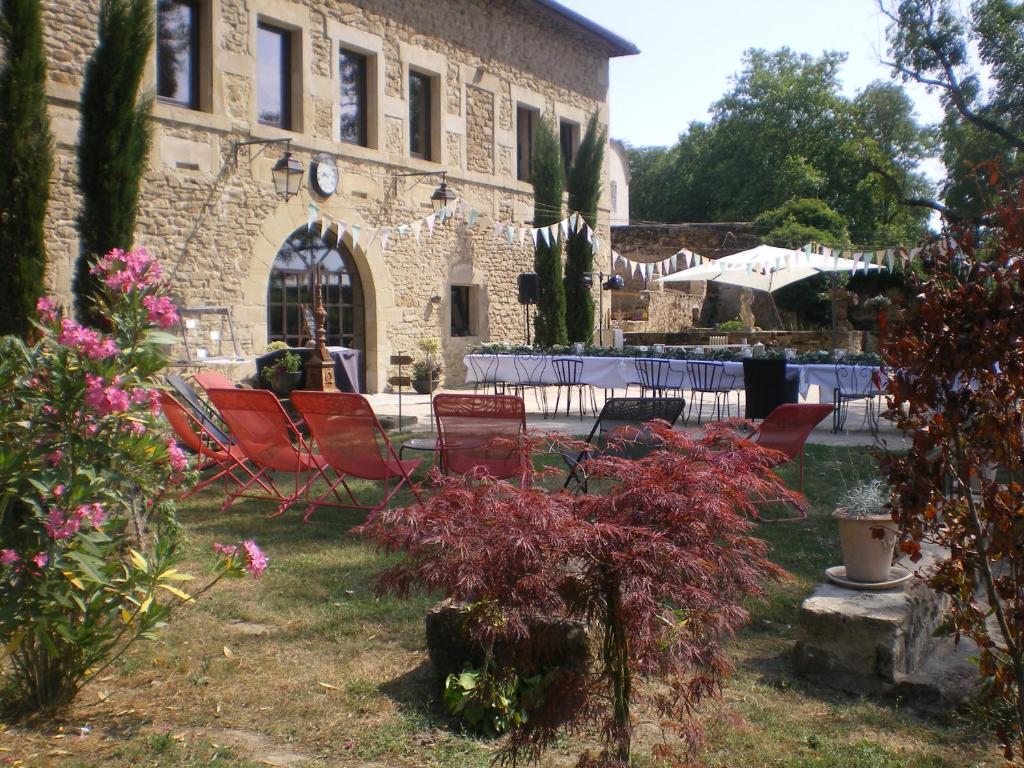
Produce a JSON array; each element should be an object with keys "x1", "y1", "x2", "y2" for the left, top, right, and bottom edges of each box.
[
  {"x1": 879, "y1": 168, "x2": 1024, "y2": 762},
  {"x1": 360, "y1": 422, "x2": 794, "y2": 766}
]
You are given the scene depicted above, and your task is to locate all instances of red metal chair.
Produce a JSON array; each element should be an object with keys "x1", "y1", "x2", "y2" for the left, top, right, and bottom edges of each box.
[
  {"x1": 290, "y1": 391, "x2": 423, "y2": 521},
  {"x1": 160, "y1": 391, "x2": 266, "y2": 497},
  {"x1": 205, "y1": 388, "x2": 332, "y2": 516},
  {"x1": 191, "y1": 371, "x2": 238, "y2": 391},
  {"x1": 749, "y1": 402, "x2": 833, "y2": 520},
  {"x1": 432, "y1": 394, "x2": 529, "y2": 483}
]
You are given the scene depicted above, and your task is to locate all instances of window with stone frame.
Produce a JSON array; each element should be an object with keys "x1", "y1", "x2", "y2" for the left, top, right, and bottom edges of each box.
[
  {"x1": 516, "y1": 105, "x2": 538, "y2": 181},
  {"x1": 338, "y1": 47, "x2": 368, "y2": 146},
  {"x1": 450, "y1": 285, "x2": 474, "y2": 337},
  {"x1": 559, "y1": 118, "x2": 580, "y2": 175},
  {"x1": 156, "y1": 0, "x2": 201, "y2": 109},
  {"x1": 257, "y1": 21, "x2": 294, "y2": 129},
  {"x1": 409, "y1": 70, "x2": 433, "y2": 160}
]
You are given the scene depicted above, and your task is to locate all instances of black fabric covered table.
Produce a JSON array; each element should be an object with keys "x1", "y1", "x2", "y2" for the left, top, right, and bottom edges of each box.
[
  {"x1": 255, "y1": 347, "x2": 361, "y2": 393},
  {"x1": 742, "y1": 358, "x2": 799, "y2": 420}
]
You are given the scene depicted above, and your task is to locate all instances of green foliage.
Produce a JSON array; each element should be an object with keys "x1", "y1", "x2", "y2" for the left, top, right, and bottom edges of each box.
[
  {"x1": 755, "y1": 197, "x2": 851, "y2": 328},
  {"x1": 564, "y1": 114, "x2": 605, "y2": 344},
  {"x1": 0, "y1": 0, "x2": 52, "y2": 339},
  {"x1": 411, "y1": 359, "x2": 441, "y2": 382},
  {"x1": 715, "y1": 318, "x2": 745, "y2": 332},
  {"x1": 265, "y1": 340, "x2": 290, "y2": 353},
  {"x1": 882, "y1": 0, "x2": 1024, "y2": 222},
  {"x1": 443, "y1": 665, "x2": 543, "y2": 738},
  {"x1": 629, "y1": 48, "x2": 932, "y2": 245},
  {"x1": 260, "y1": 351, "x2": 302, "y2": 383},
  {"x1": 0, "y1": 249, "x2": 261, "y2": 718},
  {"x1": 531, "y1": 119, "x2": 566, "y2": 348},
  {"x1": 73, "y1": 0, "x2": 155, "y2": 327}
]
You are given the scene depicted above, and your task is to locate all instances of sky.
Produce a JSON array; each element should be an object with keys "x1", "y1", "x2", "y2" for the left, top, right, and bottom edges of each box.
[{"x1": 556, "y1": 0, "x2": 947, "y2": 148}]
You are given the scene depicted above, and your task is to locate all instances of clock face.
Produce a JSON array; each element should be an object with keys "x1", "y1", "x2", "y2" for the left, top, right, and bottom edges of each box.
[{"x1": 314, "y1": 157, "x2": 338, "y2": 197}]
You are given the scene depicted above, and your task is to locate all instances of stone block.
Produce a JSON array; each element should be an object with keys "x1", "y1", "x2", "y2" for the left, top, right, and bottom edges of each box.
[{"x1": 425, "y1": 599, "x2": 589, "y2": 684}]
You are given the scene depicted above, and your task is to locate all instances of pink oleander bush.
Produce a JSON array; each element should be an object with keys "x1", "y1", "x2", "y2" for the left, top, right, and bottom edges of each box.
[{"x1": 0, "y1": 248, "x2": 266, "y2": 718}]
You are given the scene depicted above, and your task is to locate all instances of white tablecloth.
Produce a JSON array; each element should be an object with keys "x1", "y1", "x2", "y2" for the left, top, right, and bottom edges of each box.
[{"x1": 465, "y1": 354, "x2": 882, "y2": 403}]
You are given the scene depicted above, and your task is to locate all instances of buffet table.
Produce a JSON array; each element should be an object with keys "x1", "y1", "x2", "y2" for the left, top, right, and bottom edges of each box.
[{"x1": 464, "y1": 354, "x2": 882, "y2": 403}]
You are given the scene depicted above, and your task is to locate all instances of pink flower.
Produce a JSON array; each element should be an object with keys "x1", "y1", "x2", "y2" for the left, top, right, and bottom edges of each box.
[
  {"x1": 1, "y1": 549, "x2": 20, "y2": 566},
  {"x1": 36, "y1": 297, "x2": 57, "y2": 323},
  {"x1": 91, "y1": 247, "x2": 164, "y2": 293},
  {"x1": 213, "y1": 543, "x2": 237, "y2": 557},
  {"x1": 53, "y1": 484, "x2": 65, "y2": 497},
  {"x1": 82, "y1": 502, "x2": 106, "y2": 528},
  {"x1": 45, "y1": 450, "x2": 63, "y2": 467},
  {"x1": 84, "y1": 375, "x2": 131, "y2": 416},
  {"x1": 32, "y1": 552, "x2": 49, "y2": 569},
  {"x1": 167, "y1": 440, "x2": 188, "y2": 472},
  {"x1": 58, "y1": 318, "x2": 119, "y2": 360},
  {"x1": 130, "y1": 387, "x2": 163, "y2": 416},
  {"x1": 142, "y1": 294, "x2": 179, "y2": 329},
  {"x1": 241, "y1": 540, "x2": 268, "y2": 579}
]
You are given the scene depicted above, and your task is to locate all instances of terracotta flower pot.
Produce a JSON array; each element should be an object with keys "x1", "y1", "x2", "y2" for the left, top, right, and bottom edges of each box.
[{"x1": 833, "y1": 509, "x2": 898, "y2": 583}]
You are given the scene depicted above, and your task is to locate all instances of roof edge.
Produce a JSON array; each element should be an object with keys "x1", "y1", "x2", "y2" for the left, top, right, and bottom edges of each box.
[{"x1": 528, "y1": 0, "x2": 640, "y2": 57}]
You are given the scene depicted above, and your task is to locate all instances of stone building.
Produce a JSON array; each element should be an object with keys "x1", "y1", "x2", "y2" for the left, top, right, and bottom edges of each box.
[
  {"x1": 36, "y1": 0, "x2": 637, "y2": 390},
  {"x1": 607, "y1": 138, "x2": 629, "y2": 227}
]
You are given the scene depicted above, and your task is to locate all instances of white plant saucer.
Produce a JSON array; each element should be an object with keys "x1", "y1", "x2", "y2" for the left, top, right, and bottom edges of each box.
[{"x1": 825, "y1": 565, "x2": 913, "y2": 591}]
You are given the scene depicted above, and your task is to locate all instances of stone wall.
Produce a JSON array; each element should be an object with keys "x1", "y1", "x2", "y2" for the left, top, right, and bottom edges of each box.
[
  {"x1": 623, "y1": 329, "x2": 866, "y2": 354},
  {"x1": 608, "y1": 223, "x2": 785, "y2": 332},
  {"x1": 37, "y1": 0, "x2": 623, "y2": 391}
]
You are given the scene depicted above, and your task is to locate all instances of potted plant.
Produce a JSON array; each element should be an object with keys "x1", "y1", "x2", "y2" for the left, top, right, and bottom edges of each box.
[
  {"x1": 261, "y1": 341, "x2": 303, "y2": 397},
  {"x1": 832, "y1": 479, "x2": 899, "y2": 584},
  {"x1": 412, "y1": 337, "x2": 442, "y2": 394}
]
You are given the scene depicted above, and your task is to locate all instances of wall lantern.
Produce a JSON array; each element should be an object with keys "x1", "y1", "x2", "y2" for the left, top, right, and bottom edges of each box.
[
  {"x1": 233, "y1": 137, "x2": 304, "y2": 201},
  {"x1": 393, "y1": 169, "x2": 457, "y2": 212}
]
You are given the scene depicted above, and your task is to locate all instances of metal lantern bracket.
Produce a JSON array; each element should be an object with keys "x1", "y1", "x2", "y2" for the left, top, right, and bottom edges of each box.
[
  {"x1": 232, "y1": 137, "x2": 304, "y2": 200},
  {"x1": 232, "y1": 136, "x2": 293, "y2": 164},
  {"x1": 391, "y1": 170, "x2": 457, "y2": 212}
]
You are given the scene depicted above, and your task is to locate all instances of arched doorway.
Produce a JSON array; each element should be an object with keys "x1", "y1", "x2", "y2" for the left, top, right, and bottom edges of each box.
[{"x1": 266, "y1": 226, "x2": 365, "y2": 384}]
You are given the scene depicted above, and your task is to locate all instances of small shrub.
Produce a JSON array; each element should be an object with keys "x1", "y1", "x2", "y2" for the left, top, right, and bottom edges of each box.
[
  {"x1": 835, "y1": 479, "x2": 889, "y2": 518},
  {"x1": 260, "y1": 350, "x2": 301, "y2": 384},
  {"x1": 361, "y1": 424, "x2": 794, "y2": 766},
  {"x1": 0, "y1": 247, "x2": 264, "y2": 719},
  {"x1": 716, "y1": 317, "x2": 745, "y2": 332},
  {"x1": 443, "y1": 663, "x2": 544, "y2": 738}
]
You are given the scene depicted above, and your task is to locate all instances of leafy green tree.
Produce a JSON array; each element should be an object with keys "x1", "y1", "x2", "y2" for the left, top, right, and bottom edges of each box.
[
  {"x1": 755, "y1": 198, "x2": 850, "y2": 327},
  {"x1": 880, "y1": 0, "x2": 1024, "y2": 222},
  {"x1": 628, "y1": 48, "x2": 933, "y2": 245},
  {"x1": 564, "y1": 114, "x2": 605, "y2": 344},
  {"x1": 73, "y1": 0, "x2": 154, "y2": 327},
  {"x1": 531, "y1": 119, "x2": 566, "y2": 348},
  {"x1": 0, "y1": 0, "x2": 52, "y2": 338}
]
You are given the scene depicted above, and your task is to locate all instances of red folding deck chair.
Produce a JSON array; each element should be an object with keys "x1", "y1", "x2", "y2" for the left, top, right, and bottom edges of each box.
[
  {"x1": 749, "y1": 402, "x2": 833, "y2": 520},
  {"x1": 432, "y1": 394, "x2": 529, "y2": 484},
  {"x1": 204, "y1": 388, "x2": 332, "y2": 516},
  {"x1": 160, "y1": 391, "x2": 266, "y2": 497},
  {"x1": 290, "y1": 391, "x2": 423, "y2": 521},
  {"x1": 191, "y1": 371, "x2": 238, "y2": 391}
]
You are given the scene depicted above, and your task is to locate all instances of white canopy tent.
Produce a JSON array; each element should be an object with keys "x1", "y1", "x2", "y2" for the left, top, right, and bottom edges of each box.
[{"x1": 657, "y1": 244, "x2": 880, "y2": 291}]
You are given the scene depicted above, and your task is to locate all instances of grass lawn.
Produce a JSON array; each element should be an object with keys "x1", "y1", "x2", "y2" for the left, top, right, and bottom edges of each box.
[{"x1": 1, "y1": 440, "x2": 998, "y2": 767}]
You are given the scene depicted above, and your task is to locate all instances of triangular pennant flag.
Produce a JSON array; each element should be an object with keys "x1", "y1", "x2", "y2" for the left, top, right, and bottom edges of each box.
[
  {"x1": 560, "y1": 218, "x2": 569, "y2": 239},
  {"x1": 886, "y1": 249, "x2": 894, "y2": 271},
  {"x1": 426, "y1": 213, "x2": 437, "y2": 236},
  {"x1": 349, "y1": 224, "x2": 360, "y2": 249},
  {"x1": 531, "y1": 228, "x2": 540, "y2": 246},
  {"x1": 411, "y1": 220, "x2": 422, "y2": 243},
  {"x1": 592, "y1": 236, "x2": 601, "y2": 255},
  {"x1": 320, "y1": 216, "x2": 331, "y2": 238},
  {"x1": 380, "y1": 228, "x2": 391, "y2": 250},
  {"x1": 307, "y1": 203, "x2": 318, "y2": 232},
  {"x1": 336, "y1": 221, "x2": 347, "y2": 242},
  {"x1": 397, "y1": 224, "x2": 409, "y2": 237},
  {"x1": 685, "y1": 250, "x2": 693, "y2": 268},
  {"x1": 548, "y1": 223, "x2": 559, "y2": 244},
  {"x1": 505, "y1": 225, "x2": 515, "y2": 245},
  {"x1": 851, "y1": 252, "x2": 862, "y2": 274},
  {"x1": 456, "y1": 200, "x2": 469, "y2": 218},
  {"x1": 585, "y1": 224, "x2": 593, "y2": 243},
  {"x1": 569, "y1": 212, "x2": 579, "y2": 232},
  {"x1": 634, "y1": 262, "x2": 643, "y2": 279},
  {"x1": 493, "y1": 221, "x2": 503, "y2": 239},
  {"x1": 611, "y1": 250, "x2": 621, "y2": 269},
  {"x1": 519, "y1": 227, "x2": 528, "y2": 245},
  {"x1": 467, "y1": 209, "x2": 480, "y2": 228},
  {"x1": 538, "y1": 226, "x2": 550, "y2": 247}
]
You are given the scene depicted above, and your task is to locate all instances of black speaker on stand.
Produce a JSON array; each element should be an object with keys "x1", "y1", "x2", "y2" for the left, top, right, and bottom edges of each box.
[{"x1": 517, "y1": 272, "x2": 539, "y2": 346}]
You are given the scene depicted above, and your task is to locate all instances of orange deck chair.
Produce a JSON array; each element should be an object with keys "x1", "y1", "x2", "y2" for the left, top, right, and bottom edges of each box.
[
  {"x1": 290, "y1": 391, "x2": 423, "y2": 521},
  {"x1": 432, "y1": 394, "x2": 530, "y2": 484},
  {"x1": 204, "y1": 388, "x2": 334, "y2": 516},
  {"x1": 749, "y1": 402, "x2": 833, "y2": 520},
  {"x1": 191, "y1": 371, "x2": 238, "y2": 391},
  {"x1": 160, "y1": 391, "x2": 266, "y2": 497}
]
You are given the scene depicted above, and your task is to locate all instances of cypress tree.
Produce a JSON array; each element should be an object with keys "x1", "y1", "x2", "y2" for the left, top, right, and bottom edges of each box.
[
  {"x1": 0, "y1": 0, "x2": 52, "y2": 338},
  {"x1": 74, "y1": 0, "x2": 154, "y2": 326},
  {"x1": 531, "y1": 118, "x2": 566, "y2": 348},
  {"x1": 564, "y1": 113, "x2": 605, "y2": 344}
]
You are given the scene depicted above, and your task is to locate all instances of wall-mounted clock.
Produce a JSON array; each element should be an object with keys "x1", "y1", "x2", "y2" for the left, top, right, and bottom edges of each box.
[{"x1": 312, "y1": 154, "x2": 339, "y2": 197}]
